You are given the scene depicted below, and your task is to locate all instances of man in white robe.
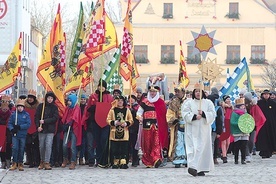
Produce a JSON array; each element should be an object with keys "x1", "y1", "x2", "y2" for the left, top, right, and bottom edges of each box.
[{"x1": 181, "y1": 84, "x2": 216, "y2": 176}]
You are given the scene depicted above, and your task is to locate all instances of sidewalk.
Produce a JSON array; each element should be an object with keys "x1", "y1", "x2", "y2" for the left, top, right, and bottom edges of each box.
[{"x1": 1, "y1": 154, "x2": 275, "y2": 184}]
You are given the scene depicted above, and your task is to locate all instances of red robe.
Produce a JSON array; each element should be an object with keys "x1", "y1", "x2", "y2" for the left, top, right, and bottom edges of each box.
[
  {"x1": 0, "y1": 109, "x2": 11, "y2": 152},
  {"x1": 250, "y1": 105, "x2": 266, "y2": 142},
  {"x1": 62, "y1": 105, "x2": 82, "y2": 146},
  {"x1": 153, "y1": 98, "x2": 169, "y2": 149}
]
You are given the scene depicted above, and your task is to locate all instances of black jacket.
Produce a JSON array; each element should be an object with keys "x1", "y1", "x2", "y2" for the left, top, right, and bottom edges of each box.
[{"x1": 35, "y1": 102, "x2": 59, "y2": 134}]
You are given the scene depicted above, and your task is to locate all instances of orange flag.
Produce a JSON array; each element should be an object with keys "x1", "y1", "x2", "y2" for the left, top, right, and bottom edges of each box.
[
  {"x1": 178, "y1": 40, "x2": 190, "y2": 88},
  {"x1": 36, "y1": 4, "x2": 66, "y2": 115},
  {"x1": 130, "y1": 55, "x2": 140, "y2": 92},
  {"x1": 0, "y1": 33, "x2": 22, "y2": 93},
  {"x1": 119, "y1": 0, "x2": 133, "y2": 81}
]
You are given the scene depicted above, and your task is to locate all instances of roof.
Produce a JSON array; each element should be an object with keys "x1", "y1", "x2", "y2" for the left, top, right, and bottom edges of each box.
[{"x1": 262, "y1": 0, "x2": 276, "y2": 13}]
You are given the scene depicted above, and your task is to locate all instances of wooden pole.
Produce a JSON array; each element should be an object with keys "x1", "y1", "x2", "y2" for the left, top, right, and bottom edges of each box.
[{"x1": 14, "y1": 75, "x2": 21, "y2": 136}]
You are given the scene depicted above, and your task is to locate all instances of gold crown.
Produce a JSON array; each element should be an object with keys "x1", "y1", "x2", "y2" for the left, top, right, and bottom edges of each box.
[
  {"x1": 1, "y1": 95, "x2": 10, "y2": 109},
  {"x1": 194, "y1": 82, "x2": 203, "y2": 89},
  {"x1": 1, "y1": 95, "x2": 11, "y2": 102},
  {"x1": 174, "y1": 83, "x2": 185, "y2": 91},
  {"x1": 28, "y1": 89, "x2": 36, "y2": 97},
  {"x1": 235, "y1": 98, "x2": 245, "y2": 105},
  {"x1": 16, "y1": 99, "x2": 26, "y2": 107}
]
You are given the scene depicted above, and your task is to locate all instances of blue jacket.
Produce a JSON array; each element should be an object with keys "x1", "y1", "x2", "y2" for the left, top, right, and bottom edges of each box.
[{"x1": 8, "y1": 110, "x2": 31, "y2": 138}]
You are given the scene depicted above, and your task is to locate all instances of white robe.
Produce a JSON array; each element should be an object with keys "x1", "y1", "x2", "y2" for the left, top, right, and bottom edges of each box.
[{"x1": 181, "y1": 98, "x2": 216, "y2": 172}]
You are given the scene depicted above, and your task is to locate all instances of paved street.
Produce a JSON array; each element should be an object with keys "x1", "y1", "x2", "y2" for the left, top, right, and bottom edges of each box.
[{"x1": 0, "y1": 153, "x2": 275, "y2": 184}]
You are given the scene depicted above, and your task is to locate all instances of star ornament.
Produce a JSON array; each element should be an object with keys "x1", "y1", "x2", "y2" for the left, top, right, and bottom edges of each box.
[{"x1": 187, "y1": 26, "x2": 221, "y2": 60}]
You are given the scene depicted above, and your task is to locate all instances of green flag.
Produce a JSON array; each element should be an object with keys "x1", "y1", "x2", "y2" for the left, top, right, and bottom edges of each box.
[
  {"x1": 102, "y1": 45, "x2": 123, "y2": 92},
  {"x1": 69, "y1": 2, "x2": 84, "y2": 73}
]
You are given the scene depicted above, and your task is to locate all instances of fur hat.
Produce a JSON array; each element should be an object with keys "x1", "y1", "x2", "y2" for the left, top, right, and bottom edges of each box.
[
  {"x1": 239, "y1": 89, "x2": 247, "y2": 95},
  {"x1": 244, "y1": 92, "x2": 253, "y2": 100}
]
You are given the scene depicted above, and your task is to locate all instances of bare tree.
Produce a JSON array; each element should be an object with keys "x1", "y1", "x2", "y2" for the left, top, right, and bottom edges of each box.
[{"x1": 262, "y1": 60, "x2": 276, "y2": 90}]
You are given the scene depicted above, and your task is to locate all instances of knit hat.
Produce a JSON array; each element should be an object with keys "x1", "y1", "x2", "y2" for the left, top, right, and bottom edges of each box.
[
  {"x1": 244, "y1": 92, "x2": 252, "y2": 100},
  {"x1": 81, "y1": 94, "x2": 87, "y2": 99},
  {"x1": 67, "y1": 94, "x2": 77, "y2": 108},
  {"x1": 222, "y1": 95, "x2": 230, "y2": 102},
  {"x1": 211, "y1": 87, "x2": 219, "y2": 95},
  {"x1": 136, "y1": 87, "x2": 143, "y2": 93}
]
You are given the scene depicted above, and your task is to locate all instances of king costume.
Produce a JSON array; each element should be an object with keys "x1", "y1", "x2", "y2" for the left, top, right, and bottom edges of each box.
[{"x1": 137, "y1": 85, "x2": 168, "y2": 168}]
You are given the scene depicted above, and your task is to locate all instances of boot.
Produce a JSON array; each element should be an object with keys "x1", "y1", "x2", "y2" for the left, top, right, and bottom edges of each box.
[
  {"x1": 213, "y1": 158, "x2": 219, "y2": 165},
  {"x1": 69, "y1": 162, "x2": 76, "y2": 170},
  {"x1": 222, "y1": 157, "x2": 228, "y2": 163},
  {"x1": 1, "y1": 162, "x2": 6, "y2": 169},
  {"x1": 38, "y1": 161, "x2": 44, "y2": 170},
  {"x1": 18, "y1": 163, "x2": 24, "y2": 171},
  {"x1": 61, "y1": 158, "x2": 68, "y2": 168},
  {"x1": 6, "y1": 160, "x2": 11, "y2": 168},
  {"x1": 9, "y1": 162, "x2": 17, "y2": 171},
  {"x1": 79, "y1": 158, "x2": 84, "y2": 165},
  {"x1": 44, "y1": 162, "x2": 52, "y2": 170}
]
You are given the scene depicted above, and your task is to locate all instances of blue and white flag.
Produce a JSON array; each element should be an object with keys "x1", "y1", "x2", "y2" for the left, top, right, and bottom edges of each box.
[{"x1": 219, "y1": 57, "x2": 254, "y2": 102}]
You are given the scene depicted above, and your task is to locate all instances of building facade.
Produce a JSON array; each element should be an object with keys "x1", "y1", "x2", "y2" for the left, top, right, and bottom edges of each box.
[{"x1": 117, "y1": 0, "x2": 276, "y2": 92}]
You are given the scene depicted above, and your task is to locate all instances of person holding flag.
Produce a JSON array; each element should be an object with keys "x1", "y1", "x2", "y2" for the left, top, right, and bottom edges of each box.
[
  {"x1": 8, "y1": 99, "x2": 31, "y2": 171},
  {"x1": 61, "y1": 94, "x2": 82, "y2": 170},
  {"x1": 35, "y1": 92, "x2": 59, "y2": 170}
]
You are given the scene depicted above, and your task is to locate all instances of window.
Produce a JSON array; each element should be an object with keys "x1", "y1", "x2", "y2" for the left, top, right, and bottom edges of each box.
[
  {"x1": 225, "y1": 2, "x2": 240, "y2": 19},
  {"x1": 229, "y1": 3, "x2": 239, "y2": 14},
  {"x1": 187, "y1": 46, "x2": 201, "y2": 64},
  {"x1": 134, "y1": 45, "x2": 148, "y2": 64},
  {"x1": 161, "y1": 45, "x2": 175, "y2": 64},
  {"x1": 251, "y1": 45, "x2": 266, "y2": 64},
  {"x1": 163, "y1": 3, "x2": 173, "y2": 19},
  {"x1": 226, "y1": 45, "x2": 240, "y2": 64}
]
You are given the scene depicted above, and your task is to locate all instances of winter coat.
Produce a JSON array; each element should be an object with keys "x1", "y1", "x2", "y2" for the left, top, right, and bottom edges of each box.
[
  {"x1": 8, "y1": 110, "x2": 31, "y2": 138},
  {"x1": 35, "y1": 102, "x2": 59, "y2": 134}
]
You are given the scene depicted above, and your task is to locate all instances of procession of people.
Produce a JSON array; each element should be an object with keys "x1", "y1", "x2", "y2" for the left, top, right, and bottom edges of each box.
[{"x1": 0, "y1": 80, "x2": 276, "y2": 177}]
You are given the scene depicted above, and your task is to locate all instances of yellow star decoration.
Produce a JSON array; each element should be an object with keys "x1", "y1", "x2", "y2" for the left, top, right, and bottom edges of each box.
[
  {"x1": 197, "y1": 58, "x2": 224, "y2": 84},
  {"x1": 195, "y1": 34, "x2": 213, "y2": 52}
]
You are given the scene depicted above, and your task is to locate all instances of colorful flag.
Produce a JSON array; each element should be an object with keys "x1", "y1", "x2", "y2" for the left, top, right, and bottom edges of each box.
[
  {"x1": 0, "y1": 33, "x2": 22, "y2": 93},
  {"x1": 69, "y1": 2, "x2": 84, "y2": 73},
  {"x1": 178, "y1": 40, "x2": 190, "y2": 88},
  {"x1": 219, "y1": 57, "x2": 255, "y2": 102},
  {"x1": 130, "y1": 56, "x2": 140, "y2": 92},
  {"x1": 101, "y1": 45, "x2": 123, "y2": 92},
  {"x1": 36, "y1": 4, "x2": 66, "y2": 115},
  {"x1": 119, "y1": 0, "x2": 133, "y2": 81},
  {"x1": 85, "y1": 0, "x2": 105, "y2": 58},
  {"x1": 77, "y1": 1, "x2": 117, "y2": 69}
]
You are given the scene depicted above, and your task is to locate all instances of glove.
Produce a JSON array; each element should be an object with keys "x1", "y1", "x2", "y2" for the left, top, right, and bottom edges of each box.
[
  {"x1": 68, "y1": 121, "x2": 73, "y2": 126},
  {"x1": 62, "y1": 124, "x2": 69, "y2": 132},
  {"x1": 14, "y1": 125, "x2": 21, "y2": 131},
  {"x1": 11, "y1": 129, "x2": 18, "y2": 134}
]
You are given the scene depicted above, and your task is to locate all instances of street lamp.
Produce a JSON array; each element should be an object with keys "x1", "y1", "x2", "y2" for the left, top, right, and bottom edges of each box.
[{"x1": 21, "y1": 56, "x2": 28, "y2": 93}]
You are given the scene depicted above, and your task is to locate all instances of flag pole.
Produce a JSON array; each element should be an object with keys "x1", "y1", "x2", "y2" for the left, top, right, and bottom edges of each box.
[
  {"x1": 65, "y1": 83, "x2": 82, "y2": 144},
  {"x1": 39, "y1": 76, "x2": 49, "y2": 128},
  {"x1": 199, "y1": 58, "x2": 203, "y2": 111},
  {"x1": 14, "y1": 74, "x2": 21, "y2": 137}
]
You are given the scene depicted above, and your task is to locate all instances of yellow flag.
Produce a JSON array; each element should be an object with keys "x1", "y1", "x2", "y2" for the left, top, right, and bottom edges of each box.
[
  {"x1": 119, "y1": 0, "x2": 133, "y2": 81},
  {"x1": 0, "y1": 33, "x2": 22, "y2": 93},
  {"x1": 36, "y1": 4, "x2": 66, "y2": 115}
]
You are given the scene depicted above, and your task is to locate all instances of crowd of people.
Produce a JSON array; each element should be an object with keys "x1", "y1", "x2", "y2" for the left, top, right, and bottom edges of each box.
[{"x1": 0, "y1": 80, "x2": 276, "y2": 177}]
